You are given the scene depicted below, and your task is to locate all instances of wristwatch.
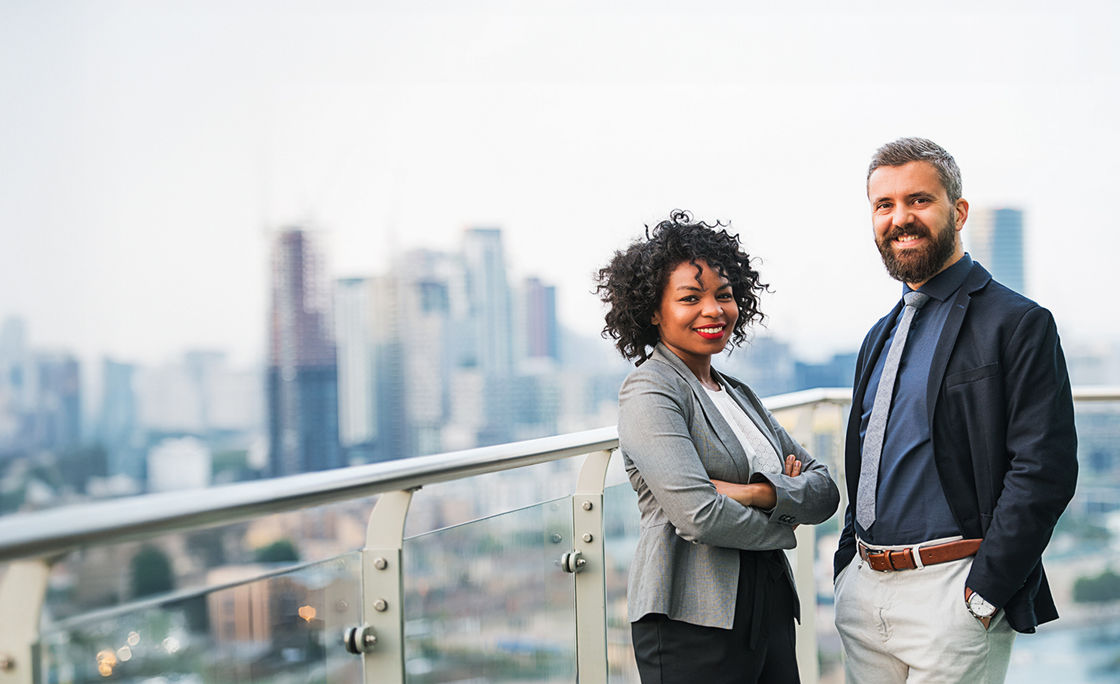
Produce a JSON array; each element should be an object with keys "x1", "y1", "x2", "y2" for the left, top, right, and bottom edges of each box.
[{"x1": 965, "y1": 588, "x2": 996, "y2": 621}]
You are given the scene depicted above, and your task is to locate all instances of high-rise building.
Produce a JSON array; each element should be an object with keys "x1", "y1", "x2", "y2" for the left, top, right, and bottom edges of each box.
[
  {"x1": 967, "y1": 208, "x2": 1025, "y2": 294},
  {"x1": 98, "y1": 358, "x2": 141, "y2": 480},
  {"x1": 267, "y1": 228, "x2": 340, "y2": 476},
  {"x1": 32, "y1": 352, "x2": 82, "y2": 451},
  {"x1": 520, "y1": 277, "x2": 559, "y2": 364},
  {"x1": 462, "y1": 228, "x2": 514, "y2": 376},
  {"x1": 0, "y1": 317, "x2": 32, "y2": 450},
  {"x1": 461, "y1": 228, "x2": 516, "y2": 446},
  {"x1": 334, "y1": 277, "x2": 378, "y2": 460}
]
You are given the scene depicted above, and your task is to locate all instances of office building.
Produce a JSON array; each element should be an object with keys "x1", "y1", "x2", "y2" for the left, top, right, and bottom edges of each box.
[
  {"x1": 968, "y1": 208, "x2": 1026, "y2": 294},
  {"x1": 334, "y1": 277, "x2": 379, "y2": 462},
  {"x1": 98, "y1": 358, "x2": 142, "y2": 481},
  {"x1": 519, "y1": 277, "x2": 560, "y2": 365},
  {"x1": 267, "y1": 228, "x2": 340, "y2": 476},
  {"x1": 31, "y1": 352, "x2": 82, "y2": 452}
]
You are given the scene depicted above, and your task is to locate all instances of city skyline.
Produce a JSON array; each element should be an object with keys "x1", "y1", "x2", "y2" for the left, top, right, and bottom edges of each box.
[{"x1": 3, "y1": 2, "x2": 1120, "y2": 368}]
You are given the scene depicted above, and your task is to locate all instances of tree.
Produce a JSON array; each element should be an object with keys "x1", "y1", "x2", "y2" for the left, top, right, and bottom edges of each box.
[
  {"x1": 1073, "y1": 568, "x2": 1120, "y2": 603},
  {"x1": 254, "y1": 539, "x2": 300, "y2": 564},
  {"x1": 131, "y1": 545, "x2": 174, "y2": 598}
]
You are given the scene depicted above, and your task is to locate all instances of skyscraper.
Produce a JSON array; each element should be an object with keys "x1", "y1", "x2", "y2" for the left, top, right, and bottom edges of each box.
[
  {"x1": 267, "y1": 228, "x2": 340, "y2": 476},
  {"x1": 462, "y1": 228, "x2": 514, "y2": 376},
  {"x1": 334, "y1": 277, "x2": 378, "y2": 461},
  {"x1": 32, "y1": 352, "x2": 82, "y2": 452},
  {"x1": 461, "y1": 228, "x2": 515, "y2": 446},
  {"x1": 0, "y1": 317, "x2": 32, "y2": 450},
  {"x1": 520, "y1": 277, "x2": 559, "y2": 364},
  {"x1": 98, "y1": 358, "x2": 141, "y2": 481},
  {"x1": 967, "y1": 208, "x2": 1025, "y2": 294}
]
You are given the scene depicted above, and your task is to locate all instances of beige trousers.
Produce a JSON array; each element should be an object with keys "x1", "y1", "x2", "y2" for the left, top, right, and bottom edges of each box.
[{"x1": 834, "y1": 541, "x2": 1015, "y2": 683}]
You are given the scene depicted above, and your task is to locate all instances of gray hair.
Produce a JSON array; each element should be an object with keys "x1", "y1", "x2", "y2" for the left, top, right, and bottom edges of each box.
[{"x1": 867, "y1": 137, "x2": 963, "y2": 203}]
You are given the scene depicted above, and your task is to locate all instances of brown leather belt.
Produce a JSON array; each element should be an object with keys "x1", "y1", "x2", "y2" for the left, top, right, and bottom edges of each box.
[{"x1": 858, "y1": 538, "x2": 982, "y2": 572}]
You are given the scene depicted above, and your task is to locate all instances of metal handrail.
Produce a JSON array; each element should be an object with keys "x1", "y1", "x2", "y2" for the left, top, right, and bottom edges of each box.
[
  {"x1": 0, "y1": 426, "x2": 618, "y2": 563},
  {"x1": 0, "y1": 386, "x2": 1115, "y2": 565},
  {"x1": 1073, "y1": 386, "x2": 1120, "y2": 402}
]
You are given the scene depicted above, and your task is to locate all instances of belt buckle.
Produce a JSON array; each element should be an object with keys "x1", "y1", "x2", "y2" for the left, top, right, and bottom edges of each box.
[{"x1": 861, "y1": 545, "x2": 892, "y2": 571}]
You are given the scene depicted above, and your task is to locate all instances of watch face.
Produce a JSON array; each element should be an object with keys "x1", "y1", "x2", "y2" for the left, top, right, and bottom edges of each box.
[{"x1": 968, "y1": 593, "x2": 996, "y2": 618}]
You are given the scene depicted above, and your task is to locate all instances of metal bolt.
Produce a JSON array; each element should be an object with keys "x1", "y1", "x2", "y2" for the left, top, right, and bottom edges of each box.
[
  {"x1": 373, "y1": 557, "x2": 388, "y2": 570},
  {"x1": 550, "y1": 533, "x2": 563, "y2": 544},
  {"x1": 582, "y1": 533, "x2": 593, "y2": 543},
  {"x1": 364, "y1": 632, "x2": 377, "y2": 647},
  {"x1": 373, "y1": 598, "x2": 388, "y2": 612},
  {"x1": 582, "y1": 501, "x2": 593, "y2": 511},
  {"x1": 335, "y1": 600, "x2": 349, "y2": 612}
]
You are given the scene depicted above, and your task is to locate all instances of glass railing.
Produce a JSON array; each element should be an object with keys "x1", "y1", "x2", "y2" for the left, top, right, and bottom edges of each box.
[
  {"x1": 38, "y1": 553, "x2": 363, "y2": 683},
  {"x1": 402, "y1": 497, "x2": 577, "y2": 682},
  {"x1": 1, "y1": 389, "x2": 1116, "y2": 684}
]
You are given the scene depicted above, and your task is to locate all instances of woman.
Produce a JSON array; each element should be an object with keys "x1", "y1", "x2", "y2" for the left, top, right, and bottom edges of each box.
[{"x1": 596, "y1": 210, "x2": 839, "y2": 683}]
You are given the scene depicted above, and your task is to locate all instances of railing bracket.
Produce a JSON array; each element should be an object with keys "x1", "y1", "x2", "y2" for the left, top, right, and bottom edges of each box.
[
  {"x1": 344, "y1": 624, "x2": 378, "y2": 654},
  {"x1": 560, "y1": 550, "x2": 586, "y2": 573}
]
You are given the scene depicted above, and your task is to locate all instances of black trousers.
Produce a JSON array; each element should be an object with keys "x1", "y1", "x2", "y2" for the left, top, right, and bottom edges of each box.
[{"x1": 631, "y1": 549, "x2": 800, "y2": 684}]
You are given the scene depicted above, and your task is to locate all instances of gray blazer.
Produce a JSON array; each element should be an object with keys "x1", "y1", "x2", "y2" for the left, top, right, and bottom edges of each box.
[{"x1": 619, "y1": 343, "x2": 839, "y2": 629}]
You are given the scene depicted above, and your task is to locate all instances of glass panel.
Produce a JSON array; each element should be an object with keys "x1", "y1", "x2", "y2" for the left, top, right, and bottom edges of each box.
[
  {"x1": 806, "y1": 396, "x2": 1120, "y2": 684},
  {"x1": 403, "y1": 496, "x2": 575, "y2": 682},
  {"x1": 37, "y1": 552, "x2": 362, "y2": 683},
  {"x1": 772, "y1": 401, "x2": 848, "y2": 682},
  {"x1": 603, "y1": 481, "x2": 640, "y2": 683},
  {"x1": 1007, "y1": 399, "x2": 1120, "y2": 683},
  {"x1": 404, "y1": 459, "x2": 581, "y2": 538}
]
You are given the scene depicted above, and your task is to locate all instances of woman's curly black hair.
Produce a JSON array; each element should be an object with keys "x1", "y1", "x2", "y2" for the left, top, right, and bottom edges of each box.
[{"x1": 595, "y1": 209, "x2": 768, "y2": 365}]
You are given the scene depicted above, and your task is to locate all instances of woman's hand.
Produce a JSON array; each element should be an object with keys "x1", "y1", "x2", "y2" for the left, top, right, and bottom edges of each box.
[
  {"x1": 711, "y1": 479, "x2": 777, "y2": 510},
  {"x1": 784, "y1": 454, "x2": 802, "y2": 477},
  {"x1": 710, "y1": 455, "x2": 801, "y2": 510}
]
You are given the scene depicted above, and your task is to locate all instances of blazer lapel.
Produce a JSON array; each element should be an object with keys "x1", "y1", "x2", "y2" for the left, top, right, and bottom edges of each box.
[
  {"x1": 926, "y1": 262, "x2": 992, "y2": 424},
  {"x1": 721, "y1": 375, "x2": 783, "y2": 459},
  {"x1": 852, "y1": 300, "x2": 903, "y2": 420},
  {"x1": 652, "y1": 344, "x2": 751, "y2": 482}
]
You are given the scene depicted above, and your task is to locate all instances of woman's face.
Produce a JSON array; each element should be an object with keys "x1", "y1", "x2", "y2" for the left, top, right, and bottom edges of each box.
[{"x1": 651, "y1": 259, "x2": 738, "y2": 368}]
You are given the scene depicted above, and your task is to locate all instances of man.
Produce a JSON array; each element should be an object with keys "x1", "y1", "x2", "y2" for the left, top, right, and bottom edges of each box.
[{"x1": 833, "y1": 137, "x2": 1077, "y2": 683}]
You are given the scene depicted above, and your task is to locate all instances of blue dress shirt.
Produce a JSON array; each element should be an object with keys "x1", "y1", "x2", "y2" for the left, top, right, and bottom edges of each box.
[{"x1": 856, "y1": 254, "x2": 974, "y2": 545}]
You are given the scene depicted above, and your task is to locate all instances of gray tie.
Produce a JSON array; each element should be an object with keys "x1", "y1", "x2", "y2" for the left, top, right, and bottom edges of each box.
[{"x1": 856, "y1": 291, "x2": 930, "y2": 531}]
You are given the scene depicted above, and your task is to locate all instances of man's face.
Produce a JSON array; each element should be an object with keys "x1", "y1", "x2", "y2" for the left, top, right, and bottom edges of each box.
[{"x1": 868, "y1": 161, "x2": 967, "y2": 288}]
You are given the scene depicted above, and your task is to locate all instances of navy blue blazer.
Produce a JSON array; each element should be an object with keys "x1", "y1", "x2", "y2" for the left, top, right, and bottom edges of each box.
[{"x1": 834, "y1": 261, "x2": 1078, "y2": 633}]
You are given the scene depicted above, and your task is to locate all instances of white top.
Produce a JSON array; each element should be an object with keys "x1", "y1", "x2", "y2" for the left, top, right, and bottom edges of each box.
[{"x1": 703, "y1": 382, "x2": 783, "y2": 476}]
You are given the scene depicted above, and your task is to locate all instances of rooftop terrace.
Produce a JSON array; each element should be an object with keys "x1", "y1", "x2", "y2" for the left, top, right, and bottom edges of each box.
[{"x1": 1, "y1": 387, "x2": 1118, "y2": 684}]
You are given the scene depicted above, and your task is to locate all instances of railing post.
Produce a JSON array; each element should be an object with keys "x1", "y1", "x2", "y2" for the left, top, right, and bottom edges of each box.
[
  {"x1": 357, "y1": 489, "x2": 414, "y2": 684},
  {"x1": 571, "y1": 449, "x2": 613, "y2": 683},
  {"x1": 0, "y1": 560, "x2": 49, "y2": 684},
  {"x1": 793, "y1": 524, "x2": 819, "y2": 684}
]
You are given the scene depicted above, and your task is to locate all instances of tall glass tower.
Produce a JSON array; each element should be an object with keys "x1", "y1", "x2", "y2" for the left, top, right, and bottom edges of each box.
[
  {"x1": 967, "y1": 208, "x2": 1026, "y2": 294},
  {"x1": 267, "y1": 228, "x2": 340, "y2": 476}
]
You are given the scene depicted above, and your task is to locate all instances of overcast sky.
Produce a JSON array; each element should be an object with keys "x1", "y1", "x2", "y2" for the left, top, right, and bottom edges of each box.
[{"x1": 2, "y1": 0, "x2": 1118, "y2": 366}]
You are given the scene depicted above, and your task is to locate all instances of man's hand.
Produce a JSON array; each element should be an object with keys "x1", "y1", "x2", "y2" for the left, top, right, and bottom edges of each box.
[{"x1": 965, "y1": 587, "x2": 995, "y2": 630}]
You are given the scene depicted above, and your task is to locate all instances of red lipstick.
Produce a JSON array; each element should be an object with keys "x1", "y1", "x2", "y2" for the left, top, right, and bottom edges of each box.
[{"x1": 694, "y1": 326, "x2": 725, "y2": 340}]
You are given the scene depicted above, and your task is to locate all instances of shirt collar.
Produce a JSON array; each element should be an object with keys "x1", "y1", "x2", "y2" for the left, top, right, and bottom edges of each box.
[{"x1": 904, "y1": 253, "x2": 973, "y2": 302}]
